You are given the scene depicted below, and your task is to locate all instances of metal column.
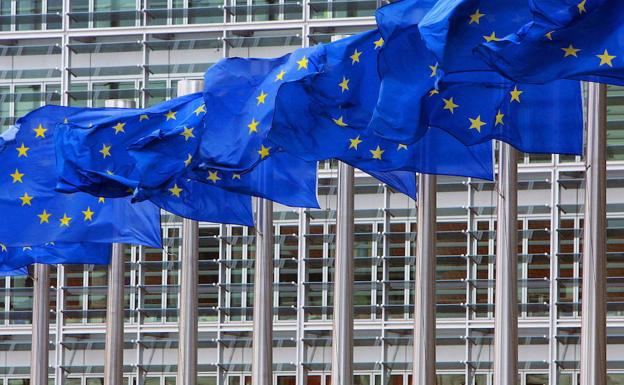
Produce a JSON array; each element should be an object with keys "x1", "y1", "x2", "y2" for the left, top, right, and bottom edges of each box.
[
  {"x1": 102, "y1": 99, "x2": 135, "y2": 385},
  {"x1": 493, "y1": 143, "x2": 519, "y2": 385},
  {"x1": 331, "y1": 161, "x2": 354, "y2": 385},
  {"x1": 580, "y1": 82, "x2": 607, "y2": 385},
  {"x1": 31, "y1": 264, "x2": 50, "y2": 385},
  {"x1": 177, "y1": 79, "x2": 205, "y2": 385},
  {"x1": 252, "y1": 198, "x2": 274, "y2": 385},
  {"x1": 412, "y1": 174, "x2": 437, "y2": 385}
]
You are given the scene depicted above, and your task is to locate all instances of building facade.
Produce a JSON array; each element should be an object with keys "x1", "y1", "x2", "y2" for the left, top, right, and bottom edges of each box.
[{"x1": 1, "y1": 1, "x2": 624, "y2": 385}]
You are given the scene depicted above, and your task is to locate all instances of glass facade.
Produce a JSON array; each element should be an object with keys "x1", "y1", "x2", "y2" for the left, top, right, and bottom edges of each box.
[{"x1": 1, "y1": 1, "x2": 624, "y2": 385}]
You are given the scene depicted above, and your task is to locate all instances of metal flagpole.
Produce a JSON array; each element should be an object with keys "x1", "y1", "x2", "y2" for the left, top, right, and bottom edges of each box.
[
  {"x1": 493, "y1": 143, "x2": 519, "y2": 385},
  {"x1": 413, "y1": 173, "x2": 437, "y2": 385},
  {"x1": 580, "y1": 82, "x2": 607, "y2": 385},
  {"x1": 332, "y1": 161, "x2": 354, "y2": 385},
  {"x1": 31, "y1": 263, "x2": 50, "y2": 385},
  {"x1": 176, "y1": 79, "x2": 205, "y2": 385},
  {"x1": 252, "y1": 198, "x2": 274, "y2": 384},
  {"x1": 102, "y1": 98, "x2": 135, "y2": 385}
]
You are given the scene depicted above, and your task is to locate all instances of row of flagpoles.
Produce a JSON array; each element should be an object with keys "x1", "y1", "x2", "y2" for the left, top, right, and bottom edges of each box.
[{"x1": 25, "y1": 83, "x2": 608, "y2": 385}]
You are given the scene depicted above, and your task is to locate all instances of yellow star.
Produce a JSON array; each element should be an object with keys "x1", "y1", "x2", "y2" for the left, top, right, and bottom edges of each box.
[
  {"x1": 333, "y1": 116, "x2": 348, "y2": 127},
  {"x1": 258, "y1": 145, "x2": 271, "y2": 159},
  {"x1": 112, "y1": 122, "x2": 125, "y2": 134},
  {"x1": 82, "y1": 207, "x2": 95, "y2": 221},
  {"x1": 180, "y1": 126, "x2": 195, "y2": 141},
  {"x1": 38, "y1": 210, "x2": 51, "y2": 224},
  {"x1": 483, "y1": 32, "x2": 502, "y2": 42},
  {"x1": 33, "y1": 124, "x2": 47, "y2": 138},
  {"x1": 338, "y1": 77, "x2": 350, "y2": 93},
  {"x1": 194, "y1": 104, "x2": 207, "y2": 116},
  {"x1": 256, "y1": 91, "x2": 268, "y2": 105},
  {"x1": 59, "y1": 213, "x2": 72, "y2": 227},
  {"x1": 469, "y1": 115, "x2": 487, "y2": 133},
  {"x1": 349, "y1": 136, "x2": 362, "y2": 150},
  {"x1": 63, "y1": 118, "x2": 69, "y2": 124},
  {"x1": 169, "y1": 184, "x2": 183, "y2": 197},
  {"x1": 350, "y1": 49, "x2": 362, "y2": 64},
  {"x1": 429, "y1": 89, "x2": 440, "y2": 97},
  {"x1": 99, "y1": 144, "x2": 112, "y2": 158},
  {"x1": 397, "y1": 144, "x2": 408, "y2": 151},
  {"x1": 374, "y1": 37, "x2": 384, "y2": 49},
  {"x1": 10, "y1": 169, "x2": 24, "y2": 183},
  {"x1": 0, "y1": 244, "x2": 6, "y2": 252},
  {"x1": 275, "y1": 70, "x2": 286, "y2": 81},
  {"x1": 22, "y1": 246, "x2": 32, "y2": 251},
  {"x1": 105, "y1": 169, "x2": 114, "y2": 175},
  {"x1": 429, "y1": 63, "x2": 439, "y2": 78},
  {"x1": 370, "y1": 146, "x2": 385, "y2": 160},
  {"x1": 165, "y1": 110, "x2": 177, "y2": 121},
  {"x1": 495, "y1": 110, "x2": 505, "y2": 126},
  {"x1": 469, "y1": 9, "x2": 485, "y2": 24},
  {"x1": 19, "y1": 192, "x2": 33, "y2": 206},
  {"x1": 98, "y1": 197, "x2": 106, "y2": 204},
  {"x1": 577, "y1": 0, "x2": 586, "y2": 14},
  {"x1": 248, "y1": 118, "x2": 260, "y2": 134},
  {"x1": 232, "y1": 174, "x2": 241, "y2": 180},
  {"x1": 184, "y1": 154, "x2": 193, "y2": 167},
  {"x1": 510, "y1": 86, "x2": 523, "y2": 103},
  {"x1": 545, "y1": 31, "x2": 554, "y2": 41},
  {"x1": 443, "y1": 97, "x2": 459, "y2": 113},
  {"x1": 297, "y1": 56, "x2": 309, "y2": 70},
  {"x1": 139, "y1": 114, "x2": 149, "y2": 121},
  {"x1": 16, "y1": 143, "x2": 29, "y2": 158},
  {"x1": 207, "y1": 171, "x2": 221, "y2": 183},
  {"x1": 562, "y1": 44, "x2": 581, "y2": 58},
  {"x1": 597, "y1": 49, "x2": 616, "y2": 67}
]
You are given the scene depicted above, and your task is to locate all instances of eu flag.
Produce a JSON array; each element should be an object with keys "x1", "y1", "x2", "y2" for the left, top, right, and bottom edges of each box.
[
  {"x1": 0, "y1": 242, "x2": 111, "y2": 273},
  {"x1": 268, "y1": 30, "x2": 494, "y2": 181},
  {"x1": 54, "y1": 99, "x2": 255, "y2": 225},
  {"x1": 418, "y1": 0, "x2": 532, "y2": 76},
  {"x1": 476, "y1": 0, "x2": 624, "y2": 85},
  {"x1": 369, "y1": 0, "x2": 439, "y2": 143},
  {"x1": 0, "y1": 108, "x2": 162, "y2": 248}
]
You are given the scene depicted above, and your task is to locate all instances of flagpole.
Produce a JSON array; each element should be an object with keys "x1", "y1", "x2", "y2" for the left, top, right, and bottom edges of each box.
[
  {"x1": 252, "y1": 197, "x2": 274, "y2": 384},
  {"x1": 580, "y1": 82, "x2": 607, "y2": 385},
  {"x1": 493, "y1": 143, "x2": 519, "y2": 385},
  {"x1": 102, "y1": 98, "x2": 135, "y2": 385},
  {"x1": 176, "y1": 79, "x2": 205, "y2": 385},
  {"x1": 332, "y1": 161, "x2": 354, "y2": 385},
  {"x1": 413, "y1": 173, "x2": 436, "y2": 385},
  {"x1": 31, "y1": 263, "x2": 50, "y2": 385}
]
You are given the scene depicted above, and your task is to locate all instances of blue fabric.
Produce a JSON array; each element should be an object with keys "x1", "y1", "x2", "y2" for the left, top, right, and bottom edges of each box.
[
  {"x1": 268, "y1": 30, "x2": 494, "y2": 181},
  {"x1": 0, "y1": 108, "x2": 162, "y2": 248},
  {"x1": 369, "y1": 0, "x2": 440, "y2": 142},
  {"x1": 476, "y1": 0, "x2": 624, "y2": 85},
  {"x1": 0, "y1": 242, "x2": 111, "y2": 274},
  {"x1": 425, "y1": 74, "x2": 584, "y2": 155},
  {"x1": 53, "y1": 99, "x2": 255, "y2": 225},
  {"x1": 418, "y1": 0, "x2": 532, "y2": 75}
]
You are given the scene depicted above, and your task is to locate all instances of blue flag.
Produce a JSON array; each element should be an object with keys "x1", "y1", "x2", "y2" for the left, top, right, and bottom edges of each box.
[
  {"x1": 0, "y1": 109, "x2": 162, "y2": 248},
  {"x1": 418, "y1": 0, "x2": 532, "y2": 76},
  {"x1": 369, "y1": 0, "x2": 439, "y2": 143},
  {"x1": 268, "y1": 30, "x2": 495, "y2": 180},
  {"x1": 0, "y1": 242, "x2": 111, "y2": 273},
  {"x1": 53, "y1": 100, "x2": 255, "y2": 225},
  {"x1": 475, "y1": 0, "x2": 624, "y2": 85}
]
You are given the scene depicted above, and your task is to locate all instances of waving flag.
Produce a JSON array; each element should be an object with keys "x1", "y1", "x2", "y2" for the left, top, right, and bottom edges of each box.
[
  {"x1": 0, "y1": 110, "x2": 161, "y2": 248},
  {"x1": 0, "y1": 242, "x2": 111, "y2": 273},
  {"x1": 54, "y1": 100, "x2": 255, "y2": 225},
  {"x1": 269, "y1": 30, "x2": 495, "y2": 179},
  {"x1": 476, "y1": 0, "x2": 624, "y2": 85}
]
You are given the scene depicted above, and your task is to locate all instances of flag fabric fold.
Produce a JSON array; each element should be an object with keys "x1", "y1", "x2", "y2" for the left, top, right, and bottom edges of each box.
[
  {"x1": 476, "y1": 0, "x2": 624, "y2": 85},
  {"x1": 0, "y1": 109, "x2": 162, "y2": 248},
  {"x1": 0, "y1": 242, "x2": 111, "y2": 273}
]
